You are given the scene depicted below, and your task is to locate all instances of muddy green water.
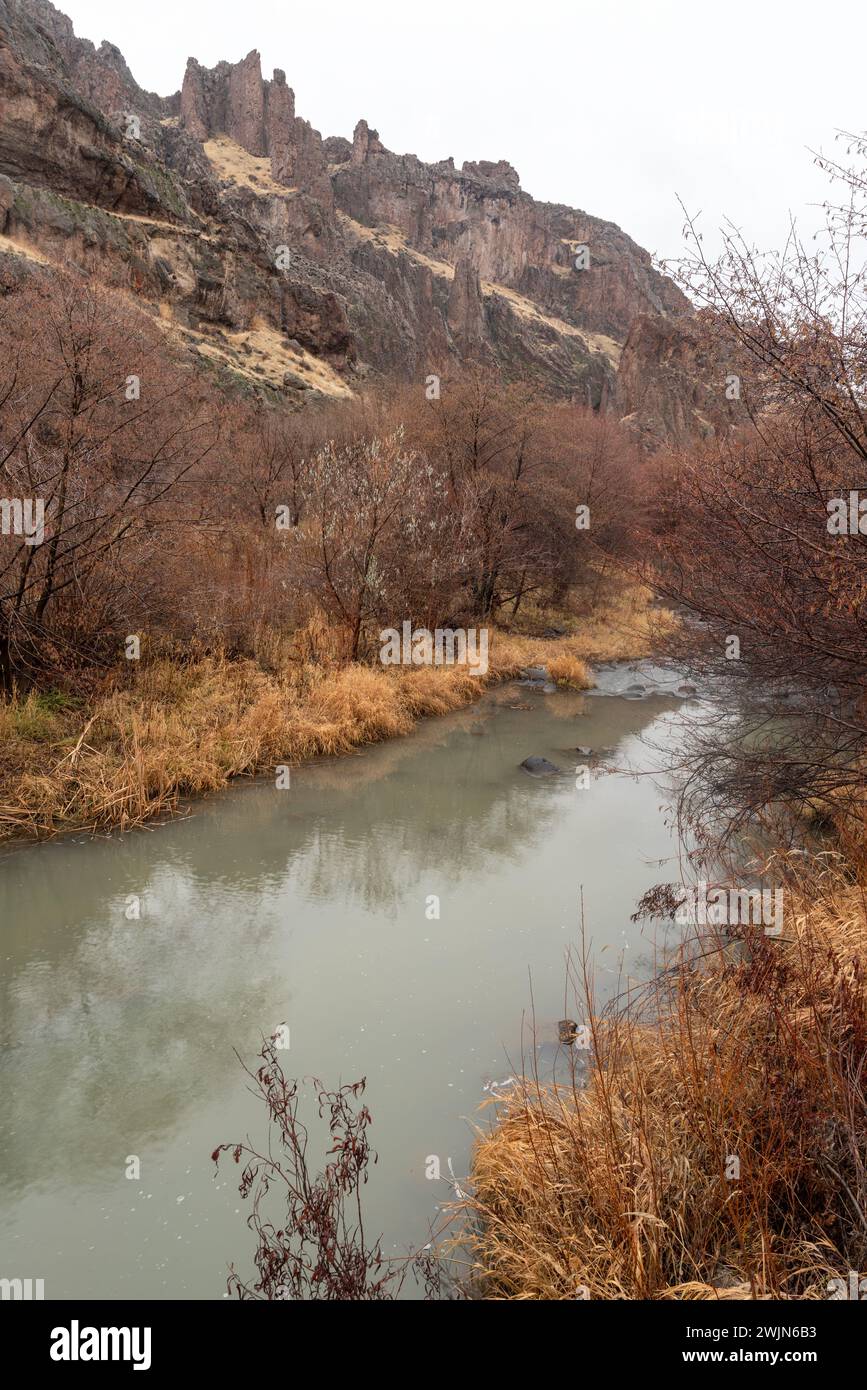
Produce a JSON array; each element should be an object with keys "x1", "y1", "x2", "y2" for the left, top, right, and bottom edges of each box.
[{"x1": 0, "y1": 674, "x2": 695, "y2": 1299}]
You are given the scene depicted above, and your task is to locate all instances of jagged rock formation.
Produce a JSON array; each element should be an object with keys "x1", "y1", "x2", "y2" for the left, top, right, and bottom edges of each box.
[
  {"x1": 180, "y1": 53, "x2": 332, "y2": 207},
  {"x1": 0, "y1": 0, "x2": 723, "y2": 432},
  {"x1": 603, "y1": 312, "x2": 743, "y2": 447},
  {"x1": 447, "y1": 255, "x2": 486, "y2": 357}
]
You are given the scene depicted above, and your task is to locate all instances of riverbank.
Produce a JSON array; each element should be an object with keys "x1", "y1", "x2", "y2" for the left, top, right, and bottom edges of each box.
[
  {"x1": 463, "y1": 843, "x2": 867, "y2": 1299},
  {"x1": 0, "y1": 576, "x2": 674, "y2": 843},
  {"x1": 0, "y1": 639, "x2": 693, "y2": 1299}
]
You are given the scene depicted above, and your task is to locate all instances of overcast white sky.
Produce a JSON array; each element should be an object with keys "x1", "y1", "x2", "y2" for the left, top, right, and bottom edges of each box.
[{"x1": 59, "y1": 0, "x2": 865, "y2": 262}]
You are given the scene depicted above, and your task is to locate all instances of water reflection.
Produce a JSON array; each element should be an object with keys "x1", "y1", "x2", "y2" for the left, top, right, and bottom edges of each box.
[{"x1": 0, "y1": 684, "x2": 685, "y2": 1297}]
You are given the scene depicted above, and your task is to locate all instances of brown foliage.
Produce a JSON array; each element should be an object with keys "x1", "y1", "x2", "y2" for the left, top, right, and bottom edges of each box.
[
  {"x1": 0, "y1": 270, "x2": 217, "y2": 689},
  {"x1": 641, "y1": 141, "x2": 867, "y2": 839},
  {"x1": 0, "y1": 268, "x2": 646, "y2": 692}
]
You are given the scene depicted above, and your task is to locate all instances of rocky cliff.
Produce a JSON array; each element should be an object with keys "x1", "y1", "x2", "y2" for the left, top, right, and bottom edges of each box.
[{"x1": 0, "y1": 0, "x2": 722, "y2": 433}]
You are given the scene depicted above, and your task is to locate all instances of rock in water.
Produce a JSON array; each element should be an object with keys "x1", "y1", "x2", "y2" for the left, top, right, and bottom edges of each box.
[{"x1": 520, "y1": 755, "x2": 560, "y2": 776}]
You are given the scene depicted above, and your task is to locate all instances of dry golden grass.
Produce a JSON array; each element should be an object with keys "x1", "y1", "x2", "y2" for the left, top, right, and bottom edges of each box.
[
  {"x1": 505, "y1": 575, "x2": 677, "y2": 664},
  {"x1": 546, "y1": 653, "x2": 593, "y2": 690},
  {"x1": 203, "y1": 136, "x2": 294, "y2": 196},
  {"x1": 336, "y1": 212, "x2": 457, "y2": 280},
  {"x1": 155, "y1": 319, "x2": 354, "y2": 397},
  {"x1": 0, "y1": 657, "x2": 508, "y2": 840},
  {"x1": 0, "y1": 657, "x2": 467, "y2": 840},
  {"x1": 0, "y1": 581, "x2": 674, "y2": 843},
  {"x1": 460, "y1": 852, "x2": 867, "y2": 1300},
  {"x1": 481, "y1": 283, "x2": 622, "y2": 368},
  {"x1": 0, "y1": 234, "x2": 51, "y2": 266}
]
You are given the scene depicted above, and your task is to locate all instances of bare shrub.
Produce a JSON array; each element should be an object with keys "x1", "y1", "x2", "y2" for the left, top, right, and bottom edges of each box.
[{"x1": 213, "y1": 1039, "x2": 447, "y2": 1300}]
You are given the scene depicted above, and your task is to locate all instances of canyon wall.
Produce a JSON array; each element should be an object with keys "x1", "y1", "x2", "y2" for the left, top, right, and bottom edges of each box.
[{"x1": 0, "y1": 0, "x2": 727, "y2": 433}]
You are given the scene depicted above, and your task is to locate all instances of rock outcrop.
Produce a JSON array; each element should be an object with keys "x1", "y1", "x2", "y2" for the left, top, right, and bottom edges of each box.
[
  {"x1": 0, "y1": 172, "x2": 14, "y2": 229},
  {"x1": 351, "y1": 120, "x2": 385, "y2": 166},
  {"x1": 603, "y1": 311, "x2": 744, "y2": 447},
  {"x1": 0, "y1": 0, "x2": 724, "y2": 430},
  {"x1": 447, "y1": 255, "x2": 486, "y2": 356},
  {"x1": 180, "y1": 52, "x2": 332, "y2": 206}
]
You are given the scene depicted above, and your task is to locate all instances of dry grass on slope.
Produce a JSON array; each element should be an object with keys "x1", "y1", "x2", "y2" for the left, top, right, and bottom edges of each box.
[
  {"x1": 203, "y1": 137, "x2": 293, "y2": 196},
  {"x1": 461, "y1": 854, "x2": 867, "y2": 1300},
  {"x1": 0, "y1": 657, "x2": 479, "y2": 841},
  {"x1": 0, "y1": 581, "x2": 675, "y2": 843}
]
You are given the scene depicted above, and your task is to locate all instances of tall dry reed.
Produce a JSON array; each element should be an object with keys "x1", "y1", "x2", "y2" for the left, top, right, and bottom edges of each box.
[{"x1": 461, "y1": 852, "x2": 867, "y2": 1300}]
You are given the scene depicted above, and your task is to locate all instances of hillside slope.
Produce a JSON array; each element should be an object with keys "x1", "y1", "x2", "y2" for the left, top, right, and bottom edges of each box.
[{"x1": 0, "y1": 0, "x2": 729, "y2": 436}]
